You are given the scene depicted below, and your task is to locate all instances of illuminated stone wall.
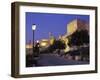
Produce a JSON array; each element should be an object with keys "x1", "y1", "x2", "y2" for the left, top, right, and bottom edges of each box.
[
  {"x1": 40, "y1": 39, "x2": 49, "y2": 47},
  {"x1": 63, "y1": 19, "x2": 89, "y2": 53},
  {"x1": 67, "y1": 19, "x2": 77, "y2": 35},
  {"x1": 67, "y1": 19, "x2": 89, "y2": 35}
]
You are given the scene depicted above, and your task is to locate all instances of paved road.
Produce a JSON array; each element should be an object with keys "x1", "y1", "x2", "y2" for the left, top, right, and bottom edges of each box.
[{"x1": 34, "y1": 54, "x2": 89, "y2": 67}]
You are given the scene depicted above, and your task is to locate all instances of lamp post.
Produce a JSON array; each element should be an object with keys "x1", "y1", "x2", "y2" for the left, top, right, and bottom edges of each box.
[{"x1": 32, "y1": 24, "x2": 36, "y2": 55}]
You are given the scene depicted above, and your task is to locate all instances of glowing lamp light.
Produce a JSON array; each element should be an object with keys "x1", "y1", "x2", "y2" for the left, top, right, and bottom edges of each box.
[
  {"x1": 32, "y1": 24, "x2": 36, "y2": 30},
  {"x1": 36, "y1": 40, "x2": 39, "y2": 43}
]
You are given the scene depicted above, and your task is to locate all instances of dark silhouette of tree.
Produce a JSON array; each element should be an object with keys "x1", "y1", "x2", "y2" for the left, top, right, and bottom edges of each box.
[
  {"x1": 53, "y1": 40, "x2": 65, "y2": 49},
  {"x1": 68, "y1": 30, "x2": 89, "y2": 60},
  {"x1": 51, "y1": 39, "x2": 66, "y2": 55},
  {"x1": 68, "y1": 30, "x2": 89, "y2": 47},
  {"x1": 68, "y1": 29, "x2": 89, "y2": 61}
]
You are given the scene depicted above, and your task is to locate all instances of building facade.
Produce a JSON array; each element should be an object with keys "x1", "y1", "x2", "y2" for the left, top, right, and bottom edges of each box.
[{"x1": 62, "y1": 19, "x2": 89, "y2": 52}]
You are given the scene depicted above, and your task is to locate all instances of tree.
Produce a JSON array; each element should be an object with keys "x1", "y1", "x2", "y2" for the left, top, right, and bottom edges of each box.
[
  {"x1": 51, "y1": 39, "x2": 66, "y2": 55},
  {"x1": 68, "y1": 30, "x2": 89, "y2": 47},
  {"x1": 67, "y1": 29, "x2": 89, "y2": 60}
]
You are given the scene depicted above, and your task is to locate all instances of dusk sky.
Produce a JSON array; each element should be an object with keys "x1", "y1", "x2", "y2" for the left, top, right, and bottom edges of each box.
[{"x1": 26, "y1": 12, "x2": 89, "y2": 44}]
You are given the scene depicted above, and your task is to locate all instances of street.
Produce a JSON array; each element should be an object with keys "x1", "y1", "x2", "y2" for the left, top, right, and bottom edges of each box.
[{"x1": 32, "y1": 53, "x2": 89, "y2": 67}]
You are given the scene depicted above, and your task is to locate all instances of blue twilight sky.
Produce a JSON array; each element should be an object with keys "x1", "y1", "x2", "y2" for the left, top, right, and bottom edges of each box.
[{"x1": 26, "y1": 12, "x2": 89, "y2": 44}]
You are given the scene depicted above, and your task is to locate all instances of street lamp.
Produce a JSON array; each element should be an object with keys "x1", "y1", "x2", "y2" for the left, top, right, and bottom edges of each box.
[{"x1": 32, "y1": 24, "x2": 36, "y2": 54}]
